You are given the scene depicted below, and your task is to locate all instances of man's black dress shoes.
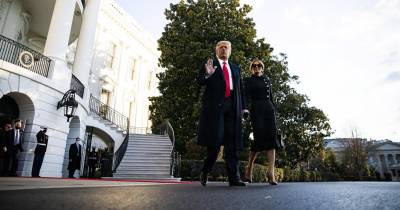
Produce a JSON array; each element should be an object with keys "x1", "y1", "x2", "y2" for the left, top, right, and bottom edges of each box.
[{"x1": 229, "y1": 181, "x2": 246, "y2": 187}]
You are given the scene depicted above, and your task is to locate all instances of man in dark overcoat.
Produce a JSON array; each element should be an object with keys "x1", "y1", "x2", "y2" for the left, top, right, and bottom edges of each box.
[
  {"x1": 3, "y1": 119, "x2": 24, "y2": 176},
  {"x1": 68, "y1": 137, "x2": 82, "y2": 178},
  {"x1": 197, "y1": 40, "x2": 248, "y2": 186},
  {"x1": 0, "y1": 122, "x2": 12, "y2": 176}
]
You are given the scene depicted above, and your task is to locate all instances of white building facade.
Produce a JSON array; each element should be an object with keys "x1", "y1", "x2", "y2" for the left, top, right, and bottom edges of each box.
[
  {"x1": 88, "y1": 0, "x2": 161, "y2": 133},
  {"x1": 325, "y1": 138, "x2": 400, "y2": 181},
  {"x1": 0, "y1": 0, "x2": 161, "y2": 178},
  {"x1": 367, "y1": 142, "x2": 400, "y2": 181}
]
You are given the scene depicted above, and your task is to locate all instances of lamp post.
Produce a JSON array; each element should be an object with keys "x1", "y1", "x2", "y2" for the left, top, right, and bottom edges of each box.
[{"x1": 57, "y1": 89, "x2": 78, "y2": 122}]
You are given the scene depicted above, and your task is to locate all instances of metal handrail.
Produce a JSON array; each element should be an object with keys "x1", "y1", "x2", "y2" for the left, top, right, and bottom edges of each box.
[
  {"x1": 0, "y1": 34, "x2": 51, "y2": 77},
  {"x1": 112, "y1": 118, "x2": 130, "y2": 172},
  {"x1": 89, "y1": 95, "x2": 130, "y2": 173},
  {"x1": 89, "y1": 95, "x2": 129, "y2": 133},
  {"x1": 155, "y1": 120, "x2": 180, "y2": 178},
  {"x1": 112, "y1": 120, "x2": 181, "y2": 177}
]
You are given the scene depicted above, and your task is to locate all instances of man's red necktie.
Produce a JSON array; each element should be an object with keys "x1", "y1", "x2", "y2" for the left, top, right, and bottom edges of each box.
[{"x1": 222, "y1": 61, "x2": 231, "y2": 98}]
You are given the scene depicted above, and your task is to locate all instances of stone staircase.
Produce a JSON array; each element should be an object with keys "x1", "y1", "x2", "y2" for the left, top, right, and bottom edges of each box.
[{"x1": 113, "y1": 134, "x2": 181, "y2": 181}]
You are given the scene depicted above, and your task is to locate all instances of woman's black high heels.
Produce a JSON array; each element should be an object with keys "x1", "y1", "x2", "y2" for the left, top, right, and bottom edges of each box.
[
  {"x1": 268, "y1": 181, "x2": 278, "y2": 185},
  {"x1": 267, "y1": 172, "x2": 278, "y2": 185}
]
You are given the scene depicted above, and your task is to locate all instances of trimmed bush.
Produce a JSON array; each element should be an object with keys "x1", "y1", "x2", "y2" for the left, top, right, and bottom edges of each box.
[
  {"x1": 181, "y1": 159, "x2": 283, "y2": 182},
  {"x1": 180, "y1": 159, "x2": 377, "y2": 182}
]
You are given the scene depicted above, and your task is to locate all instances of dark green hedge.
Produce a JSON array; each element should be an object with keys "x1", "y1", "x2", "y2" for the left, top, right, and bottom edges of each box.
[
  {"x1": 181, "y1": 159, "x2": 377, "y2": 182},
  {"x1": 181, "y1": 159, "x2": 283, "y2": 182}
]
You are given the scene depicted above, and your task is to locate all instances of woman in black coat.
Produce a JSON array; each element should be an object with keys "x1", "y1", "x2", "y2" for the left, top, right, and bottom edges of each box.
[{"x1": 243, "y1": 59, "x2": 278, "y2": 185}]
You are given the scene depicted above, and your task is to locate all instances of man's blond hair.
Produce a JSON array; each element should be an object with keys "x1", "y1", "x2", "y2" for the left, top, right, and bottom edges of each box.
[{"x1": 215, "y1": 41, "x2": 231, "y2": 49}]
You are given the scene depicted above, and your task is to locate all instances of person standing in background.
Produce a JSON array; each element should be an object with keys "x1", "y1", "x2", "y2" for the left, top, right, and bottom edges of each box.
[
  {"x1": 88, "y1": 147, "x2": 98, "y2": 178},
  {"x1": 31, "y1": 127, "x2": 48, "y2": 177},
  {"x1": 68, "y1": 137, "x2": 82, "y2": 178},
  {"x1": 3, "y1": 119, "x2": 24, "y2": 176},
  {"x1": 0, "y1": 121, "x2": 12, "y2": 176}
]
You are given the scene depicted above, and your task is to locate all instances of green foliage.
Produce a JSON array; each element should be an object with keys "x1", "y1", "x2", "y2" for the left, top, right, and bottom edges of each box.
[
  {"x1": 150, "y1": 0, "x2": 332, "y2": 167},
  {"x1": 180, "y1": 159, "x2": 377, "y2": 182},
  {"x1": 183, "y1": 138, "x2": 207, "y2": 160},
  {"x1": 324, "y1": 148, "x2": 339, "y2": 173},
  {"x1": 180, "y1": 159, "x2": 284, "y2": 182},
  {"x1": 307, "y1": 148, "x2": 340, "y2": 173},
  {"x1": 340, "y1": 138, "x2": 369, "y2": 179},
  {"x1": 341, "y1": 138, "x2": 368, "y2": 179}
]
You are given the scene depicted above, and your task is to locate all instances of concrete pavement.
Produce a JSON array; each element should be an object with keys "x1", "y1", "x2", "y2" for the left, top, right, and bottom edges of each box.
[
  {"x1": 0, "y1": 178, "x2": 399, "y2": 210},
  {"x1": 0, "y1": 177, "x2": 182, "y2": 191}
]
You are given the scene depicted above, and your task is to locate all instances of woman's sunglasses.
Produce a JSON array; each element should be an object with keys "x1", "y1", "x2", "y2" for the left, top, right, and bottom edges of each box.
[{"x1": 252, "y1": 63, "x2": 263, "y2": 68}]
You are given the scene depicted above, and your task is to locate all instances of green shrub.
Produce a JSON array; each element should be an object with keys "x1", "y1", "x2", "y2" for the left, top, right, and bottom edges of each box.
[
  {"x1": 319, "y1": 172, "x2": 341, "y2": 181},
  {"x1": 181, "y1": 159, "x2": 284, "y2": 182},
  {"x1": 180, "y1": 159, "x2": 379, "y2": 182},
  {"x1": 361, "y1": 176, "x2": 377, "y2": 181}
]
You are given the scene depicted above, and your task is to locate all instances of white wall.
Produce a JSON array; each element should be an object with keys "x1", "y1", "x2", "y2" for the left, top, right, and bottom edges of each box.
[
  {"x1": 0, "y1": 66, "x2": 71, "y2": 177},
  {"x1": 87, "y1": 0, "x2": 163, "y2": 130}
]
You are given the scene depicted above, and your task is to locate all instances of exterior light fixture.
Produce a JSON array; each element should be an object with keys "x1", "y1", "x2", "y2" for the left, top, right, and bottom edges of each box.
[{"x1": 57, "y1": 89, "x2": 78, "y2": 122}]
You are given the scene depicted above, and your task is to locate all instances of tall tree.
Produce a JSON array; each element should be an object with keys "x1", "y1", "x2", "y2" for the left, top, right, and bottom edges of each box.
[
  {"x1": 150, "y1": 0, "x2": 331, "y2": 168},
  {"x1": 341, "y1": 130, "x2": 369, "y2": 179}
]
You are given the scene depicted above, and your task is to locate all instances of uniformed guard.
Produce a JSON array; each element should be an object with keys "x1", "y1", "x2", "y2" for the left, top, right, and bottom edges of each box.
[
  {"x1": 31, "y1": 127, "x2": 48, "y2": 177},
  {"x1": 100, "y1": 148, "x2": 110, "y2": 177},
  {"x1": 88, "y1": 147, "x2": 98, "y2": 178}
]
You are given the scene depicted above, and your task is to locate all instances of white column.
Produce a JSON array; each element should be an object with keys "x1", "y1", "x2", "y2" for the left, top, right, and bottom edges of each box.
[
  {"x1": 377, "y1": 154, "x2": 385, "y2": 179},
  {"x1": 385, "y1": 154, "x2": 390, "y2": 167},
  {"x1": 134, "y1": 57, "x2": 143, "y2": 127},
  {"x1": 72, "y1": 0, "x2": 102, "y2": 92},
  {"x1": 114, "y1": 44, "x2": 125, "y2": 112},
  {"x1": 43, "y1": 0, "x2": 75, "y2": 61}
]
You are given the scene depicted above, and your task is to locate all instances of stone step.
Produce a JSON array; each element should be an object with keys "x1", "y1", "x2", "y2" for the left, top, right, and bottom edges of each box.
[
  {"x1": 120, "y1": 156, "x2": 170, "y2": 161},
  {"x1": 129, "y1": 142, "x2": 171, "y2": 146},
  {"x1": 118, "y1": 163, "x2": 170, "y2": 168},
  {"x1": 125, "y1": 149, "x2": 171, "y2": 153},
  {"x1": 120, "y1": 161, "x2": 169, "y2": 166},
  {"x1": 130, "y1": 139, "x2": 171, "y2": 142},
  {"x1": 129, "y1": 137, "x2": 169, "y2": 141},
  {"x1": 118, "y1": 161, "x2": 169, "y2": 165},
  {"x1": 127, "y1": 148, "x2": 171, "y2": 151},
  {"x1": 129, "y1": 142, "x2": 170, "y2": 145},
  {"x1": 120, "y1": 156, "x2": 171, "y2": 160},
  {"x1": 114, "y1": 133, "x2": 179, "y2": 179},
  {"x1": 111, "y1": 177, "x2": 180, "y2": 181},
  {"x1": 119, "y1": 161, "x2": 169, "y2": 165},
  {"x1": 115, "y1": 170, "x2": 170, "y2": 175},
  {"x1": 122, "y1": 153, "x2": 171, "y2": 157},
  {"x1": 124, "y1": 150, "x2": 171, "y2": 153},
  {"x1": 123, "y1": 151, "x2": 171, "y2": 155},
  {"x1": 129, "y1": 135, "x2": 169, "y2": 138},
  {"x1": 129, "y1": 135, "x2": 169, "y2": 139},
  {"x1": 109, "y1": 175, "x2": 181, "y2": 181},
  {"x1": 129, "y1": 133, "x2": 169, "y2": 138},
  {"x1": 117, "y1": 165, "x2": 170, "y2": 170},
  {"x1": 120, "y1": 157, "x2": 170, "y2": 162},
  {"x1": 127, "y1": 144, "x2": 172, "y2": 148}
]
